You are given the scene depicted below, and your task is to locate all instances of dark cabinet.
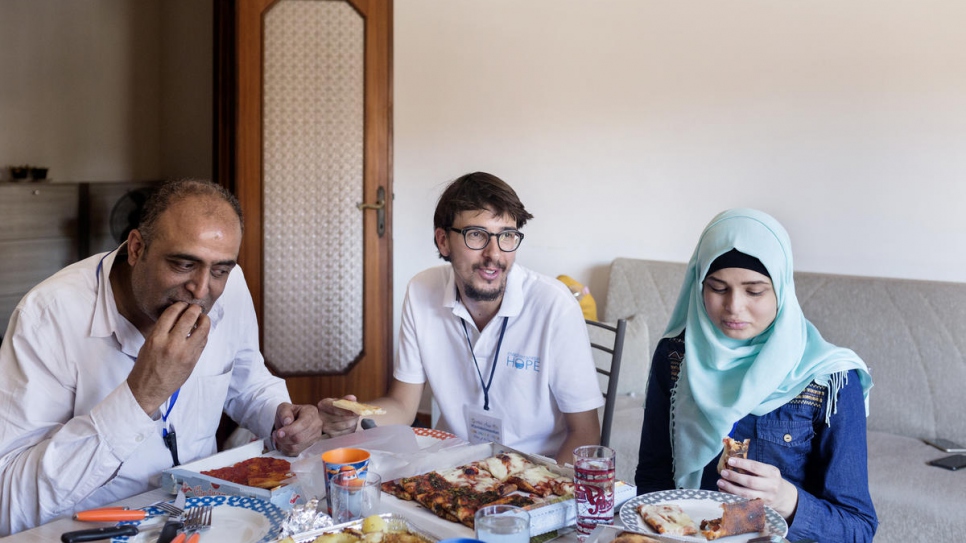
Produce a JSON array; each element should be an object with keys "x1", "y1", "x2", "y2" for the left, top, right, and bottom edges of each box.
[
  {"x1": 0, "y1": 184, "x2": 80, "y2": 326},
  {"x1": 0, "y1": 181, "x2": 159, "y2": 328}
]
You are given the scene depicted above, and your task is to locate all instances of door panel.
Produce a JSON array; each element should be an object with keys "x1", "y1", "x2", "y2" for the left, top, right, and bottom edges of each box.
[{"x1": 218, "y1": 0, "x2": 393, "y2": 405}]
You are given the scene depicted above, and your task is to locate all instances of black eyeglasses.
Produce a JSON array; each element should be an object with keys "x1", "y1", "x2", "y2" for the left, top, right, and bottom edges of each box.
[{"x1": 448, "y1": 226, "x2": 525, "y2": 252}]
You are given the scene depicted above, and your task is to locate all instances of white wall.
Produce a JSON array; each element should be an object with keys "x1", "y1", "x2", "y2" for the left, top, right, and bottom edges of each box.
[
  {"x1": 0, "y1": 0, "x2": 210, "y2": 183},
  {"x1": 4, "y1": 0, "x2": 964, "y2": 328},
  {"x1": 394, "y1": 0, "x2": 966, "y2": 321}
]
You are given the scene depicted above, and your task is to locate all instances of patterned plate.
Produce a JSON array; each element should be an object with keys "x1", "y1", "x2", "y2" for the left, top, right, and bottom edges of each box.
[
  {"x1": 112, "y1": 495, "x2": 285, "y2": 543},
  {"x1": 412, "y1": 427, "x2": 457, "y2": 441},
  {"x1": 618, "y1": 489, "x2": 788, "y2": 542}
]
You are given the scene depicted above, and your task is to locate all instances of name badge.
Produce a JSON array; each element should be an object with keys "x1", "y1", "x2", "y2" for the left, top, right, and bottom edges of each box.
[{"x1": 463, "y1": 405, "x2": 504, "y2": 445}]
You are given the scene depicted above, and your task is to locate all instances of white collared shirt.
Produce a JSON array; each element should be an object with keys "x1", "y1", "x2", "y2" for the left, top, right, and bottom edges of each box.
[
  {"x1": 0, "y1": 248, "x2": 289, "y2": 535},
  {"x1": 395, "y1": 263, "x2": 604, "y2": 457}
]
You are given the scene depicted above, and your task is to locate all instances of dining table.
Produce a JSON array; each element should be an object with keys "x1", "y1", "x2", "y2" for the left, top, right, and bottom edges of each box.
[{"x1": 5, "y1": 427, "x2": 626, "y2": 543}]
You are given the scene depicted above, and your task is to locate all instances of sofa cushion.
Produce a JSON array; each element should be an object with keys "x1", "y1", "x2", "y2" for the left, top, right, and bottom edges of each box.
[
  {"x1": 794, "y1": 272, "x2": 966, "y2": 445},
  {"x1": 867, "y1": 430, "x2": 964, "y2": 542}
]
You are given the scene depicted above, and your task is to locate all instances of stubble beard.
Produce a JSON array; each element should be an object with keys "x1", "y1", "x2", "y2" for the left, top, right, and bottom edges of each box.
[
  {"x1": 463, "y1": 260, "x2": 508, "y2": 302},
  {"x1": 464, "y1": 279, "x2": 505, "y2": 302}
]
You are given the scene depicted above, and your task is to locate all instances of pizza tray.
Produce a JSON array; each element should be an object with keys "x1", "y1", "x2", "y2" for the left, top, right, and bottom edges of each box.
[
  {"x1": 161, "y1": 440, "x2": 301, "y2": 510},
  {"x1": 286, "y1": 512, "x2": 443, "y2": 543},
  {"x1": 378, "y1": 442, "x2": 637, "y2": 538}
]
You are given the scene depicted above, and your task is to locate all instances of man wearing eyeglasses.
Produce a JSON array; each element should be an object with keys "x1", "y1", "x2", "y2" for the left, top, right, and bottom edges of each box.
[{"x1": 319, "y1": 172, "x2": 603, "y2": 464}]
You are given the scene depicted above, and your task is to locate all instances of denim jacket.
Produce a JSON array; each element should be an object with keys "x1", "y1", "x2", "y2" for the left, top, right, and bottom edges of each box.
[{"x1": 635, "y1": 334, "x2": 878, "y2": 542}]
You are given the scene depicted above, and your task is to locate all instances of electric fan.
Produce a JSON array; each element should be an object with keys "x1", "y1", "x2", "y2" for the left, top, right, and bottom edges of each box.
[{"x1": 109, "y1": 187, "x2": 155, "y2": 244}]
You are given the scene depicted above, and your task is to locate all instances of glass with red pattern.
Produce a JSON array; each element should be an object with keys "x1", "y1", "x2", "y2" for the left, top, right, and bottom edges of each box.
[{"x1": 573, "y1": 445, "x2": 616, "y2": 539}]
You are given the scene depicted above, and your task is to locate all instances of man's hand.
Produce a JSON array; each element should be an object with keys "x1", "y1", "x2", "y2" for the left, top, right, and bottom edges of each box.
[
  {"x1": 318, "y1": 395, "x2": 362, "y2": 438},
  {"x1": 717, "y1": 456, "x2": 800, "y2": 520},
  {"x1": 273, "y1": 403, "x2": 323, "y2": 455},
  {"x1": 127, "y1": 302, "x2": 210, "y2": 414}
]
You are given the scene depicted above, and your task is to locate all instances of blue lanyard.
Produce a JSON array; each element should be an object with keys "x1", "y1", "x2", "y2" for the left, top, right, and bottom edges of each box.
[
  {"x1": 161, "y1": 389, "x2": 181, "y2": 466},
  {"x1": 460, "y1": 317, "x2": 509, "y2": 411},
  {"x1": 96, "y1": 248, "x2": 181, "y2": 465},
  {"x1": 162, "y1": 389, "x2": 180, "y2": 435}
]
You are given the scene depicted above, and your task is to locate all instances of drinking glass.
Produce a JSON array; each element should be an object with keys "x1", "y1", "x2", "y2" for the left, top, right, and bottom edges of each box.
[
  {"x1": 573, "y1": 445, "x2": 616, "y2": 539},
  {"x1": 329, "y1": 471, "x2": 382, "y2": 523},
  {"x1": 322, "y1": 447, "x2": 371, "y2": 515},
  {"x1": 474, "y1": 504, "x2": 530, "y2": 543}
]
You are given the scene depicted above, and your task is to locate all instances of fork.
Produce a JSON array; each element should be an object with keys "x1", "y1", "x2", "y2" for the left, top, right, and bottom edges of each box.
[
  {"x1": 153, "y1": 501, "x2": 185, "y2": 516},
  {"x1": 172, "y1": 505, "x2": 213, "y2": 543}
]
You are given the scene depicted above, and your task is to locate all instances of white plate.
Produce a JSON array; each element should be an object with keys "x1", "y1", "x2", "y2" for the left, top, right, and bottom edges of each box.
[
  {"x1": 618, "y1": 489, "x2": 788, "y2": 542},
  {"x1": 113, "y1": 495, "x2": 285, "y2": 543}
]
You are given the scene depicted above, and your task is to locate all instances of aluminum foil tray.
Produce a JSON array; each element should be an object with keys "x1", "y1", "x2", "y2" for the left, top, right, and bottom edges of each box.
[{"x1": 289, "y1": 513, "x2": 443, "y2": 543}]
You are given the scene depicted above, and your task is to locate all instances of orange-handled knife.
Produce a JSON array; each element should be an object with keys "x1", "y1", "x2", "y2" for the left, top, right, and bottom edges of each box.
[{"x1": 73, "y1": 509, "x2": 148, "y2": 522}]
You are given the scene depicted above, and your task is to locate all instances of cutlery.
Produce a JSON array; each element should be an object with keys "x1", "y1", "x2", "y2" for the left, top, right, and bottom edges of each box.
[
  {"x1": 171, "y1": 505, "x2": 213, "y2": 543},
  {"x1": 73, "y1": 509, "x2": 154, "y2": 522},
  {"x1": 61, "y1": 493, "x2": 187, "y2": 543},
  {"x1": 155, "y1": 489, "x2": 187, "y2": 543},
  {"x1": 61, "y1": 524, "x2": 140, "y2": 543}
]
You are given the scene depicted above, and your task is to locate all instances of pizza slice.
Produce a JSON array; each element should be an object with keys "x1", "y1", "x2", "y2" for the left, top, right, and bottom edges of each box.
[
  {"x1": 717, "y1": 436, "x2": 751, "y2": 474},
  {"x1": 201, "y1": 456, "x2": 294, "y2": 489},
  {"x1": 475, "y1": 452, "x2": 536, "y2": 481},
  {"x1": 637, "y1": 503, "x2": 699, "y2": 536},
  {"x1": 505, "y1": 465, "x2": 574, "y2": 498},
  {"x1": 699, "y1": 498, "x2": 766, "y2": 540},
  {"x1": 436, "y1": 465, "x2": 518, "y2": 496}
]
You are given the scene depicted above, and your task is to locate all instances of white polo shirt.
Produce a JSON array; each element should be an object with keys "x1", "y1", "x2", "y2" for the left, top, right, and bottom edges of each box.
[{"x1": 395, "y1": 263, "x2": 604, "y2": 457}]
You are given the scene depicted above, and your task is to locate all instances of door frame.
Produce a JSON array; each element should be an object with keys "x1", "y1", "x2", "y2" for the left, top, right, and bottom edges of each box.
[{"x1": 214, "y1": 0, "x2": 393, "y2": 403}]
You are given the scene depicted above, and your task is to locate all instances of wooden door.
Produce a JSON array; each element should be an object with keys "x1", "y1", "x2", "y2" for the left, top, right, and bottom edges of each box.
[{"x1": 215, "y1": 0, "x2": 393, "y2": 406}]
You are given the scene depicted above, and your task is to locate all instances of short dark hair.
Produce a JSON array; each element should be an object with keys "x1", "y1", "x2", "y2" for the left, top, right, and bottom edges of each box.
[
  {"x1": 138, "y1": 179, "x2": 244, "y2": 246},
  {"x1": 433, "y1": 172, "x2": 533, "y2": 260}
]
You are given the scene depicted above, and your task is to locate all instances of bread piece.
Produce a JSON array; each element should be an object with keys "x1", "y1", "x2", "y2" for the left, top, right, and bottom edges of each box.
[
  {"x1": 699, "y1": 498, "x2": 766, "y2": 540},
  {"x1": 638, "y1": 504, "x2": 699, "y2": 536},
  {"x1": 717, "y1": 436, "x2": 750, "y2": 474},
  {"x1": 333, "y1": 399, "x2": 387, "y2": 416},
  {"x1": 612, "y1": 532, "x2": 665, "y2": 543}
]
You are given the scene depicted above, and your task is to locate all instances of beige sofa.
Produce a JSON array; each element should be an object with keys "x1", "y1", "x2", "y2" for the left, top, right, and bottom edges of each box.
[{"x1": 594, "y1": 258, "x2": 966, "y2": 543}]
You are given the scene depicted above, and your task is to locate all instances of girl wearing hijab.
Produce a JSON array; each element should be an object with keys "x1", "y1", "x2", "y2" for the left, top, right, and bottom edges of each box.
[{"x1": 634, "y1": 209, "x2": 877, "y2": 542}]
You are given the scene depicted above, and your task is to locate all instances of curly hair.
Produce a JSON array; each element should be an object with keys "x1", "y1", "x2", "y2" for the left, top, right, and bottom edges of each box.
[{"x1": 432, "y1": 172, "x2": 533, "y2": 260}]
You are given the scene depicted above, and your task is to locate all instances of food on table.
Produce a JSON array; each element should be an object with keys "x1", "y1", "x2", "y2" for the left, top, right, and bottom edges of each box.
[
  {"x1": 506, "y1": 465, "x2": 575, "y2": 498},
  {"x1": 699, "y1": 498, "x2": 766, "y2": 540},
  {"x1": 361, "y1": 514, "x2": 388, "y2": 533},
  {"x1": 200, "y1": 456, "x2": 293, "y2": 489},
  {"x1": 311, "y1": 514, "x2": 430, "y2": 543},
  {"x1": 333, "y1": 399, "x2": 387, "y2": 416},
  {"x1": 717, "y1": 436, "x2": 751, "y2": 474},
  {"x1": 381, "y1": 451, "x2": 573, "y2": 528},
  {"x1": 637, "y1": 503, "x2": 699, "y2": 536},
  {"x1": 612, "y1": 531, "x2": 666, "y2": 543}
]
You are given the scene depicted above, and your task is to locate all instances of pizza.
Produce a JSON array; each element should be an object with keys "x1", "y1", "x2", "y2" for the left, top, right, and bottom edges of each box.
[
  {"x1": 637, "y1": 503, "x2": 699, "y2": 536},
  {"x1": 717, "y1": 437, "x2": 751, "y2": 474},
  {"x1": 200, "y1": 456, "x2": 293, "y2": 489},
  {"x1": 699, "y1": 498, "x2": 766, "y2": 540},
  {"x1": 333, "y1": 399, "x2": 387, "y2": 416},
  {"x1": 380, "y1": 451, "x2": 571, "y2": 528}
]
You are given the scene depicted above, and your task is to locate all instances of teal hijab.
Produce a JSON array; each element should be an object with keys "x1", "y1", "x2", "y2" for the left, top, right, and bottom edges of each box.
[{"x1": 665, "y1": 209, "x2": 873, "y2": 489}]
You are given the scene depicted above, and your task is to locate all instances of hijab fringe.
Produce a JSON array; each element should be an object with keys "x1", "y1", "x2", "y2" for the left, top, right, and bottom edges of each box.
[{"x1": 822, "y1": 371, "x2": 848, "y2": 426}]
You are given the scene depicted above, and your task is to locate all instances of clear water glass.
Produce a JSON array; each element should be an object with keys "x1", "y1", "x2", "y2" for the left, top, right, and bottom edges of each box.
[{"x1": 474, "y1": 504, "x2": 530, "y2": 543}]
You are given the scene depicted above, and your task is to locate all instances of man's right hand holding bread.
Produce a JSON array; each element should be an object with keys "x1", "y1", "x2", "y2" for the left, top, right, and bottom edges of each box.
[{"x1": 317, "y1": 380, "x2": 426, "y2": 437}]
